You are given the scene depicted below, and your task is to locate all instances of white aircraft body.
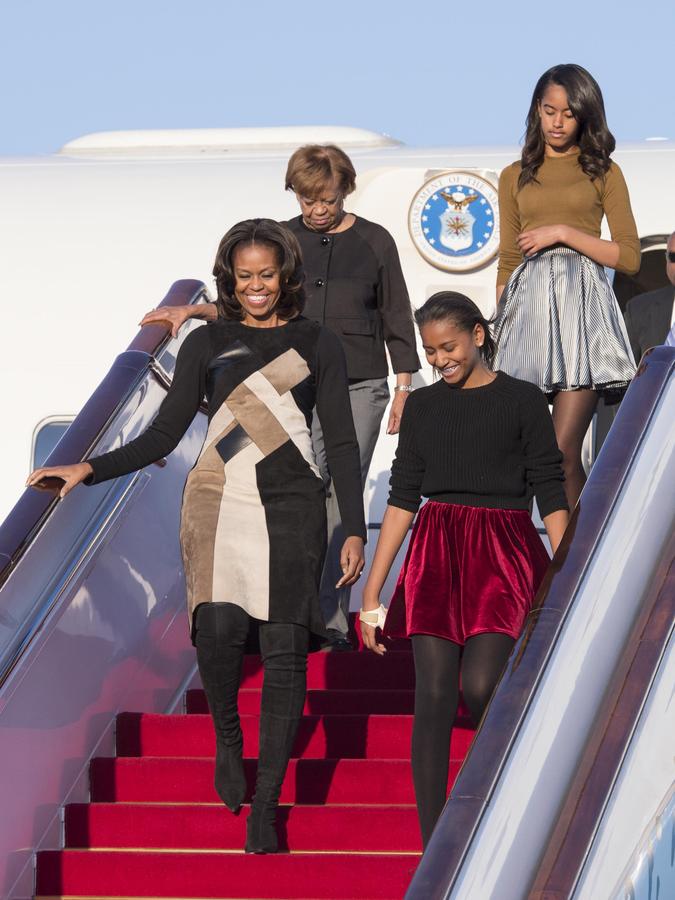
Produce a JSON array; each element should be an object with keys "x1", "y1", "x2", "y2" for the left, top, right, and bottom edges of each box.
[
  {"x1": 1, "y1": 126, "x2": 672, "y2": 525},
  {"x1": 0, "y1": 128, "x2": 672, "y2": 899}
]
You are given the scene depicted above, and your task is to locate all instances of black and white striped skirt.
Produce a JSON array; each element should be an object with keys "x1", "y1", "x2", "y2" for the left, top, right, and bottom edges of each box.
[{"x1": 493, "y1": 247, "x2": 636, "y2": 400}]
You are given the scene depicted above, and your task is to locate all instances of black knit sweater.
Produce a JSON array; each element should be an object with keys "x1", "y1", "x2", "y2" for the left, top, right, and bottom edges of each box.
[{"x1": 388, "y1": 372, "x2": 568, "y2": 518}]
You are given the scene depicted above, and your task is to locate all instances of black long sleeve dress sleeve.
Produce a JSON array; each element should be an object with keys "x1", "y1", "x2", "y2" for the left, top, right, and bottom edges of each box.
[{"x1": 87, "y1": 326, "x2": 210, "y2": 484}]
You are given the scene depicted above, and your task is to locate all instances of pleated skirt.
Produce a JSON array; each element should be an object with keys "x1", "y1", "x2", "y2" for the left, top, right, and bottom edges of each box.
[
  {"x1": 382, "y1": 501, "x2": 550, "y2": 645},
  {"x1": 493, "y1": 247, "x2": 636, "y2": 401}
]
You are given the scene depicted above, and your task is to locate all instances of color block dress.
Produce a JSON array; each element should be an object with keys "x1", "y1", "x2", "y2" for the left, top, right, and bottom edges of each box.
[{"x1": 86, "y1": 317, "x2": 366, "y2": 642}]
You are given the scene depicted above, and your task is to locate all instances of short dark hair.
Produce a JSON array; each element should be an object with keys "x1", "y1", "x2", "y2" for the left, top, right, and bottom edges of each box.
[
  {"x1": 285, "y1": 144, "x2": 357, "y2": 198},
  {"x1": 414, "y1": 291, "x2": 496, "y2": 367},
  {"x1": 520, "y1": 64, "x2": 615, "y2": 188},
  {"x1": 212, "y1": 218, "x2": 305, "y2": 321}
]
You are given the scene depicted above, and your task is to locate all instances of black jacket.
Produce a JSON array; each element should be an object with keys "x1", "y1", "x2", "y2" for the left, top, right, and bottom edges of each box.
[
  {"x1": 623, "y1": 285, "x2": 674, "y2": 364},
  {"x1": 285, "y1": 215, "x2": 420, "y2": 381}
]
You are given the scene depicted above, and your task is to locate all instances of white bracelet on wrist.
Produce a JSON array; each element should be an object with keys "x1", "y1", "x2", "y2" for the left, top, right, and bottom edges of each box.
[
  {"x1": 359, "y1": 604, "x2": 388, "y2": 630},
  {"x1": 393, "y1": 385, "x2": 413, "y2": 393}
]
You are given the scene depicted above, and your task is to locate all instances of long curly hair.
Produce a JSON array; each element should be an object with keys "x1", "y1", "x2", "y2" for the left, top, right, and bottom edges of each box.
[
  {"x1": 213, "y1": 219, "x2": 305, "y2": 321},
  {"x1": 519, "y1": 64, "x2": 615, "y2": 189}
]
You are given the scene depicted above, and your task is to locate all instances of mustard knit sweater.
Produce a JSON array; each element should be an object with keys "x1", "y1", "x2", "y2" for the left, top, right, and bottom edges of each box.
[{"x1": 497, "y1": 150, "x2": 640, "y2": 285}]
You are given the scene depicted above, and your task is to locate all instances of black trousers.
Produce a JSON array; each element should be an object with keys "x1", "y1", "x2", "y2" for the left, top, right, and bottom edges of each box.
[{"x1": 194, "y1": 602, "x2": 309, "y2": 806}]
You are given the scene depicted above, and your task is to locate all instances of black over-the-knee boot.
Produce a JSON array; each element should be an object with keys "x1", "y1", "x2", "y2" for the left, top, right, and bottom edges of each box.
[
  {"x1": 245, "y1": 622, "x2": 309, "y2": 853},
  {"x1": 194, "y1": 602, "x2": 250, "y2": 813}
]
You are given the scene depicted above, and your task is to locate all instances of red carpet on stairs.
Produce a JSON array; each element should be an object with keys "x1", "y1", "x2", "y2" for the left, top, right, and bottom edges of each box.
[{"x1": 35, "y1": 648, "x2": 476, "y2": 899}]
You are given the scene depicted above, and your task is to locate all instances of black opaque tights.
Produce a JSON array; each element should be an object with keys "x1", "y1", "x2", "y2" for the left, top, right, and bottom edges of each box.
[{"x1": 411, "y1": 632, "x2": 515, "y2": 848}]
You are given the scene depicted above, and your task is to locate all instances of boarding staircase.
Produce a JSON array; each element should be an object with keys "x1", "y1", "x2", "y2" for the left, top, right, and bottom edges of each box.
[
  {"x1": 1, "y1": 281, "x2": 673, "y2": 900},
  {"x1": 35, "y1": 643, "x2": 474, "y2": 898}
]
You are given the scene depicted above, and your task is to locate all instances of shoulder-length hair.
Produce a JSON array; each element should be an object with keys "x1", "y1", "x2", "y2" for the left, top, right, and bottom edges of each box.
[
  {"x1": 285, "y1": 144, "x2": 357, "y2": 198},
  {"x1": 519, "y1": 64, "x2": 615, "y2": 189},
  {"x1": 213, "y1": 218, "x2": 305, "y2": 321}
]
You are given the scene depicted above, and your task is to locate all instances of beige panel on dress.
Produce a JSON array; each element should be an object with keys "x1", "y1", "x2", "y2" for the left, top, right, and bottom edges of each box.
[{"x1": 181, "y1": 347, "x2": 317, "y2": 627}]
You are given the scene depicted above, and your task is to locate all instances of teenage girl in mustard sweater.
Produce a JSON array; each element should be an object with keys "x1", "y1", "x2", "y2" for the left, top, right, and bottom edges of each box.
[{"x1": 494, "y1": 64, "x2": 640, "y2": 507}]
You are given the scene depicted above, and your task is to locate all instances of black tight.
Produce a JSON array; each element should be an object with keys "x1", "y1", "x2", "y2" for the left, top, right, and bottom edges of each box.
[
  {"x1": 552, "y1": 388, "x2": 598, "y2": 509},
  {"x1": 411, "y1": 632, "x2": 515, "y2": 848}
]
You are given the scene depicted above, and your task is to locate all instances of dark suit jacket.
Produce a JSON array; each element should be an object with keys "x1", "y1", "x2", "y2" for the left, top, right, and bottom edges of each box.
[
  {"x1": 623, "y1": 285, "x2": 674, "y2": 364},
  {"x1": 284, "y1": 216, "x2": 421, "y2": 381}
]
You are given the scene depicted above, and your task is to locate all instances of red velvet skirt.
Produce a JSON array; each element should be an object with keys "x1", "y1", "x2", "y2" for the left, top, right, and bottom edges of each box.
[{"x1": 383, "y1": 501, "x2": 550, "y2": 645}]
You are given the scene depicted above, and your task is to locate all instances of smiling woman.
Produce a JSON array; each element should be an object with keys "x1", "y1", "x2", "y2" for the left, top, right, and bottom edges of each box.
[
  {"x1": 213, "y1": 219, "x2": 305, "y2": 325},
  {"x1": 26, "y1": 217, "x2": 366, "y2": 855}
]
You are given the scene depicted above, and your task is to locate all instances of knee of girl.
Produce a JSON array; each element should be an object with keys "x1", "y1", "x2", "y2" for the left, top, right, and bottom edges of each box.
[
  {"x1": 416, "y1": 680, "x2": 453, "y2": 714},
  {"x1": 560, "y1": 445, "x2": 583, "y2": 476},
  {"x1": 462, "y1": 682, "x2": 494, "y2": 726}
]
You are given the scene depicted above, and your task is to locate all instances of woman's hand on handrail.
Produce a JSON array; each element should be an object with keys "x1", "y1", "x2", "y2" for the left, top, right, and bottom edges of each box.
[
  {"x1": 139, "y1": 302, "x2": 218, "y2": 338},
  {"x1": 26, "y1": 462, "x2": 93, "y2": 499}
]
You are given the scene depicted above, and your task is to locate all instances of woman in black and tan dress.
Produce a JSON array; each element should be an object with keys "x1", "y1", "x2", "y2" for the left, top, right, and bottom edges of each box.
[{"x1": 27, "y1": 218, "x2": 366, "y2": 854}]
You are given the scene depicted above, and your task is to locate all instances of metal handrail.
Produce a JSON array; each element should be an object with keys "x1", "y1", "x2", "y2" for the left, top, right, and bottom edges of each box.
[
  {"x1": 0, "y1": 279, "x2": 206, "y2": 590},
  {"x1": 529, "y1": 528, "x2": 675, "y2": 897}
]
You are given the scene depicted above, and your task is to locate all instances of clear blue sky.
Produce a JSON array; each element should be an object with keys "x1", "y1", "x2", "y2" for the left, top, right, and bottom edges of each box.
[{"x1": 1, "y1": 0, "x2": 672, "y2": 156}]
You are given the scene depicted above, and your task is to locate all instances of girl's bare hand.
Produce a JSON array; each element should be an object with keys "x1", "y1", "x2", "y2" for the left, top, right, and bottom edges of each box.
[
  {"x1": 517, "y1": 225, "x2": 564, "y2": 257},
  {"x1": 360, "y1": 620, "x2": 387, "y2": 656},
  {"x1": 26, "y1": 462, "x2": 93, "y2": 499}
]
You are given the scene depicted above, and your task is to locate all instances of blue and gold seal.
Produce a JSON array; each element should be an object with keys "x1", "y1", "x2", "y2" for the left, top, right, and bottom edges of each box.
[{"x1": 408, "y1": 171, "x2": 500, "y2": 273}]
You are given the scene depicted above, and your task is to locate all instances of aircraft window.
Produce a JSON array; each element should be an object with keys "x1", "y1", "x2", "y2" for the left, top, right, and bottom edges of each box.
[{"x1": 31, "y1": 418, "x2": 74, "y2": 469}]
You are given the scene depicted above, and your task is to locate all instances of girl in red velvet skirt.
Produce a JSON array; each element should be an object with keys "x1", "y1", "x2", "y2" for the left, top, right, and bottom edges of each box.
[{"x1": 360, "y1": 292, "x2": 569, "y2": 848}]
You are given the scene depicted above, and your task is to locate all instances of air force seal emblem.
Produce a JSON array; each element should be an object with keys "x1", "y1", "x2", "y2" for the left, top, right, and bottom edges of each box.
[{"x1": 408, "y1": 171, "x2": 500, "y2": 272}]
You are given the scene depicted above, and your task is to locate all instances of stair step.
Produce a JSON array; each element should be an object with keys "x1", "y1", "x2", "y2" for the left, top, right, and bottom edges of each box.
[
  {"x1": 91, "y1": 756, "x2": 463, "y2": 805},
  {"x1": 186, "y1": 688, "x2": 473, "y2": 720},
  {"x1": 36, "y1": 849, "x2": 419, "y2": 898},
  {"x1": 35, "y1": 641, "x2": 455, "y2": 895},
  {"x1": 186, "y1": 687, "x2": 419, "y2": 715},
  {"x1": 116, "y1": 712, "x2": 474, "y2": 760},
  {"x1": 65, "y1": 803, "x2": 422, "y2": 852},
  {"x1": 240, "y1": 651, "x2": 414, "y2": 689}
]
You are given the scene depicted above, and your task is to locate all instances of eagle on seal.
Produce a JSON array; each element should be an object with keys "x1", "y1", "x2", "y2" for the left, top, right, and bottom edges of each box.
[{"x1": 440, "y1": 190, "x2": 479, "y2": 211}]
